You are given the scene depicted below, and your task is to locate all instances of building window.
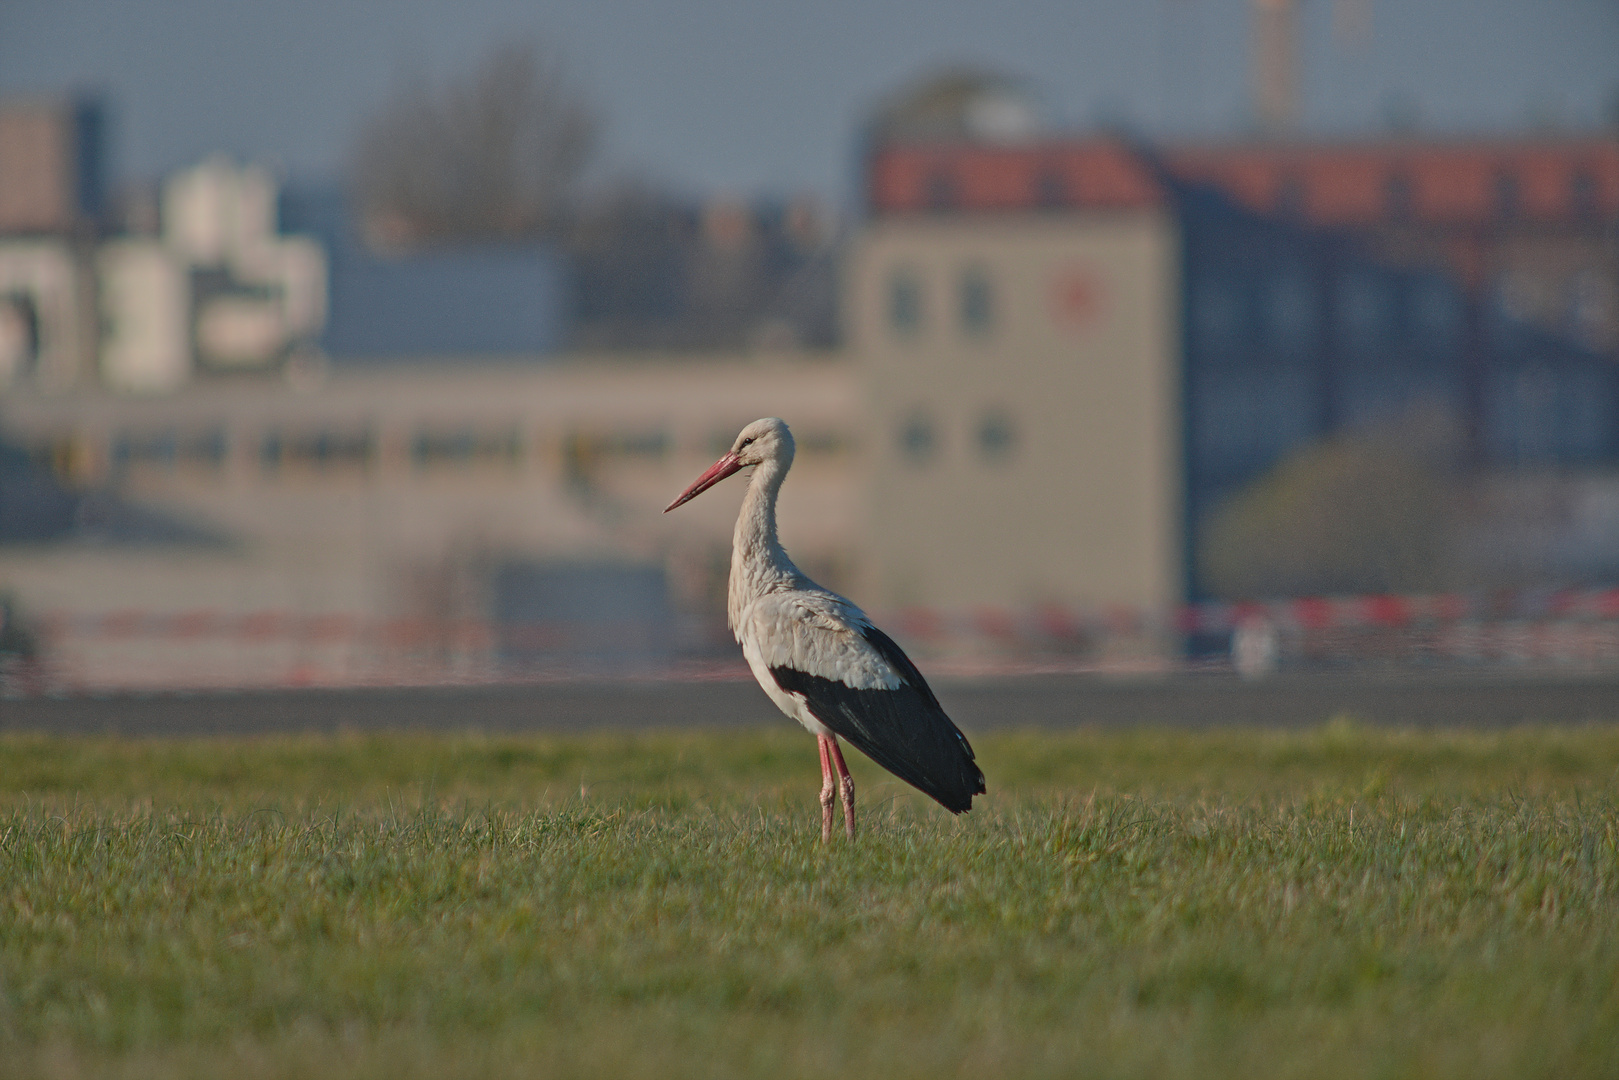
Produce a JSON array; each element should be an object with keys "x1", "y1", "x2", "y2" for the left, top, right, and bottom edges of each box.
[
  {"x1": 960, "y1": 266, "x2": 994, "y2": 336},
  {"x1": 1263, "y1": 270, "x2": 1317, "y2": 356},
  {"x1": 112, "y1": 430, "x2": 177, "y2": 471},
  {"x1": 888, "y1": 269, "x2": 922, "y2": 336},
  {"x1": 1192, "y1": 366, "x2": 1318, "y2": 475},
  {"x1": 1034, "y1": 168, "x2": 1068, "y2": 209},
  {"x1": 1274, "y1": 174, "x2": 1306, "y2": 219},
  {"x1": 1384, "y1": 172, "x2": 1414, "y2": 222},
  {"x1": 411, "y1": 427, "x2": 522, "y2": 469},
  {"x1": 1410, "y1": 276, "x2": 1463, "y2": 352},
  {"x1": 1494, "y1": 170, "x2": 1521, "y2": 221},
  {"x1": 899, "y1": 413, "x2": 936, "y2": 464},
  {"x1": 109, "y1": 428, "x2": 227, "y2": 473},
  {"x1": 1570, "y1": 168, "x2": 1600, "y2": 221},
  {"x1": 924, "y1": 169, "x2": 957, "y2": 211},
  {"x1": 1336, "y1": 271, "x2": 1392, "y2": 354},
  {"x1": 261, "y1": 429, "x2": 373, "y2": 473},
  {"x1": 795, "y1": 430, "x2": 848, "y2": 457},
  {"x1": 977, "y1": 411, "x2": 1016, "y2": 462},
  {"x1": 1566, "y1": 270, "x2": 1611, "y2": 349},
  {"x1": 1493, "y1": 269, "x2": 1540, "y2": 323},
  {"x1": 0, "y1": 295, "x2": 39, "y2": 382}
]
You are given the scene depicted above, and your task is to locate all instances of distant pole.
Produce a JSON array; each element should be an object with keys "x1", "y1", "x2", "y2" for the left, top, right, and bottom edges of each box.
[{"x1": 1253, "y1": 0, "x2": 1299, "y2": 134}]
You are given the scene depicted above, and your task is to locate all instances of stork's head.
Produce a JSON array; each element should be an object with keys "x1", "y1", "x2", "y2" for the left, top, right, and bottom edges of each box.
[{"x1": 664, "y1": 417, "x2": 794, "y2": 512}]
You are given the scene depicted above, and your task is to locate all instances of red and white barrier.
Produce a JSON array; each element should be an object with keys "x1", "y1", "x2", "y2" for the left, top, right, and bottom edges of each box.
[{"x1": 21, "y1": 586, "x2": 1619, "y2": 692}]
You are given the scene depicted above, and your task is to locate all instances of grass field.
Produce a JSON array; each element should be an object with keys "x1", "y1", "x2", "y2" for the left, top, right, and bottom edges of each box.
[{"x1": 2, "y1": 720, "x2": 1618, "y2": 1079}]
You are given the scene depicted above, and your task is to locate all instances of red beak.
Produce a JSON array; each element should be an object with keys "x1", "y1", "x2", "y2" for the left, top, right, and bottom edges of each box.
[{"x1": 664, "y1": 451, "x2": 744, "y2": 512}]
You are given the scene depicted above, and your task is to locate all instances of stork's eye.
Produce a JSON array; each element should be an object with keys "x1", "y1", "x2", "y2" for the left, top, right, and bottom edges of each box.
[{"x1": 739, "y1": 437, "x2": 754, "y2": 449}]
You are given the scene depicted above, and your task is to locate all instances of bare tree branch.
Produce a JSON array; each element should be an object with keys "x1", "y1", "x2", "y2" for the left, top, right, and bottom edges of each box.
[{"x1": 353, "y1": 42, "x2": 599, "y2": 249}]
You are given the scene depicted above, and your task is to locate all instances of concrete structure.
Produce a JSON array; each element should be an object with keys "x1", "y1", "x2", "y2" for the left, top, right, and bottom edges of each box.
[
  {"x1": 850, "y1": 204, "x2": 1183, "y2": 620},
  {"x1": 0, "y1": 96, "x2": 106, "y2": 393},
  {"x1": 145, "y1": 157, "x2": 328, "y2": 382},
  {"x1": 0, "y1": 142, "x2": 329, "y2": 395},
  {"x1": 0, "y1": 352, "x2": 858, "y2": 687},
  {"x1": 0, "y1": 96, "x2": 105, "y2": 236},
  {"x1": 4, "y1": 93, "x2": 1617, "y2": 686},
  {"x1": 96, "y1": 240, "x2": 190, "y2": 392},
  {"x1": 1165, "y1": 136, "x2": 1619, "y2": 357},
  {"x1": 859, "y1": 133, "x2": 1619, "y2": 615},
  {"x1": 0, "y1": 241, "x2": 94, "y2": 391},
  {"x1": 277, "y1": 184, "x2": 566, "y2": 361}
]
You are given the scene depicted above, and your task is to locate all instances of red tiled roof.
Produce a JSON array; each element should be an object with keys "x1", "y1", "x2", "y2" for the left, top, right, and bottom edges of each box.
[
  {"x1": 868, "y1": 139, "x2": 1165, "y2": 214},
  {"x1": 868, "y1": 136, "x2": 1619, "y2": 226}
]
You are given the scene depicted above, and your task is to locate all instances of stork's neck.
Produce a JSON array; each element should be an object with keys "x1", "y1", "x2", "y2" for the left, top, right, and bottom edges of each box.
[{"x1": 728, "y1": 456, "x2": 801, "y2": 632}]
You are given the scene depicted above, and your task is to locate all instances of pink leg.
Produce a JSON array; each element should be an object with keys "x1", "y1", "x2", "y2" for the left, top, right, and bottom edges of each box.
[
  {"x1": 829, "y1": 738, "x2": 856, "y2": 839},
  {"x1": 817, "y1": 734, "x2": 836, "y2": 843}
]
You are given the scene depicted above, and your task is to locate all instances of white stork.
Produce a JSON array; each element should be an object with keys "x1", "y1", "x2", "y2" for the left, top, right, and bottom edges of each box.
[{"x1": 665, "y1": 417, "x2": 985, "y2": 840}]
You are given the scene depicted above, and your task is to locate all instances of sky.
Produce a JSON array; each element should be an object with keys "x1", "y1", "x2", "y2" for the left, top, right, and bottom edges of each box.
[{"x1": 1, "y1": 0, "x2": 1616, "y2": 204}]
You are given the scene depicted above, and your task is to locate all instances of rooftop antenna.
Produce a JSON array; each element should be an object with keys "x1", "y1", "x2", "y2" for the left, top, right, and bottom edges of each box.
[
  {"x1": 1252, "y1": 0, "x2": 1299, "y2": 134},
  {"x1": 1252, "y1": 0, "x2": 1373, "y2": 135}
]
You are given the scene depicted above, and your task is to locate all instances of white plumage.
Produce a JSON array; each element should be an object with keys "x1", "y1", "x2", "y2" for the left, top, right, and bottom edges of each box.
[{"x1": 666, "y1": 417, "x2": 985, "y2": 840}]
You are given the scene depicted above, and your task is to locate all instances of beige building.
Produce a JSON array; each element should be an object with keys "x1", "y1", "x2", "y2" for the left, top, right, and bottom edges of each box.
[
  {"x1": 10, "y1": 116, "x2": 1616, "y2": 689},
  {"x1": 0, "y1": 353, "x2": 859, "y2": 687},
  {"x1": 848, "y1": 212, "x2": 1183, "y2": 621}
]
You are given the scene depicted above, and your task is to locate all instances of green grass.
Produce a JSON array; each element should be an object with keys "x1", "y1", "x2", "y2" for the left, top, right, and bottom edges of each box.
[{"x1": 2, "y1": 720, "x2": 1618, "y2": 1079}]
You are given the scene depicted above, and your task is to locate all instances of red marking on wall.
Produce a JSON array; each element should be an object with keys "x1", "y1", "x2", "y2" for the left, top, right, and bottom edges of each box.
[{"x1": 1051, "y1": 268, "x2": 1106, "y2": 327}]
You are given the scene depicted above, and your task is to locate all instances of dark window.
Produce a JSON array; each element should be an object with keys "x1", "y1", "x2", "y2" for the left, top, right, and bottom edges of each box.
[
  {"x1": 1191, "y1": 366, "x2": 1319, "y2": 476},
  {"x1": 977, "y1": 412, "x2": 1016, "y2": 462},
  {"x1": 1494, "y1": 170, "x2": 1521, "y2": 221},
  {"x1": 888, "y1": 270, "x2": 922, "y2": 335},
  {"x1": 795, "y1": 430, "x2": 848, "y2": 457},
  {"x1": 1191, "y1": 277, "x2": 1245, "y2": 353},
  {"x1": 262, "y1": 429, "x2": 372, "y2": 472},
  {"x1": 0, "y1": 295, "x2": 40, "y2": 377},
  {"x1": 1483, "y1": 361, "x2": 1614, "y2": 466},
  {"x1": 111, "y1": 430, "x2": 178, "y2": 470},
  {"x1": 899, "y1": 413, "x2": 936, "y2": 463},
  {"x1": 1263, "y1": 270, "x2": 1317, "y2": 356},
  {"x1": 924, "y1": 169, "x2": 957, "y2": 211},
  {"x1": 1493, "y1": 270, "x2": 1538, "y2": 323},
  {"x1": 1410, "y1": 276, "x2": 1463, "y2": 352},
  {"x1": 1565, "y1": 271, "x2": 1608, "y2": 349},
  {"x1": 1336, "y1": 272, "x2": 1393, "y2": 354},
  {"x1": 412, "y1": 428, "x2": 522, "y2": 469},
  {"x1": 1384, "y1": 172, "x2": 1414, "y2": 221},
  {"x1": 1274, "y1": 174, "x2": 1306, "y2": 219},
  {"x1": 191, "y1": 429, "x2": 227, "y2": 467},
  {"x1": 960, "y1": 266, "x2": 994, "y2": 336},
  {"x1": 1570, "y1": 168, "x2": 1600, "y2": 221},
  {"x1": 310, "y1": 432, "x2": 370, "y2": 467},
  {"x1": 1034, "y1": 168, "x2": 1068, "y2": 209}
]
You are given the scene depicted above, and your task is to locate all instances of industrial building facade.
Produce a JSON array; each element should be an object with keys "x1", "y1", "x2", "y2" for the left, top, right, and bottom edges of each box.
[
  {"x1": 4, "y1": 93, "x2": 1619, "y2": 685},
  {"x1": 849, "y1": 193, "x2": 1184, "y2": 623},
  {"x1": 856, "y1": 134, "x2": 1619, "y2": 610},
  {"x1": 0, "y1": 355, "x2": 859, "y2": 687}
]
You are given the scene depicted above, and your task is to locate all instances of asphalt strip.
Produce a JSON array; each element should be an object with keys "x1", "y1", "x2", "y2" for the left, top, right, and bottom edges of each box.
[{"x1": 2, "y1": 673, "x2": 1617, "y2": 736}]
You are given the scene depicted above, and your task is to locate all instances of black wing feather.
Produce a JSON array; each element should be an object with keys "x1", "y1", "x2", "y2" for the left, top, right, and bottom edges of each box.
[{"x1": 770, "y1": 625, "x2": 986, "y2": 813}]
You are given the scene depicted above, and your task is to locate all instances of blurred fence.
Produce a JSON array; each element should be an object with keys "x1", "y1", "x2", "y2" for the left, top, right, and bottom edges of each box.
[
  {"x1": 894, "y1": 589, "x2": 1619, "y2": 675},
  {"x1": 6, "y1": 610, "x2": 731, "y2": 694},
  {"x1": 6, "y1": 586, "x2": 1619, "y2": 695}
]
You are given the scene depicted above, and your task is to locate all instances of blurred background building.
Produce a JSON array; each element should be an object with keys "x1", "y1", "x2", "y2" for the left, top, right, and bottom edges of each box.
[
  {"x1": 2, "y1": 1, "x2": 1617, "y2": 689},
  {"x1": 858, "y1": 121, "x2": 1619, "y2": 624}
]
